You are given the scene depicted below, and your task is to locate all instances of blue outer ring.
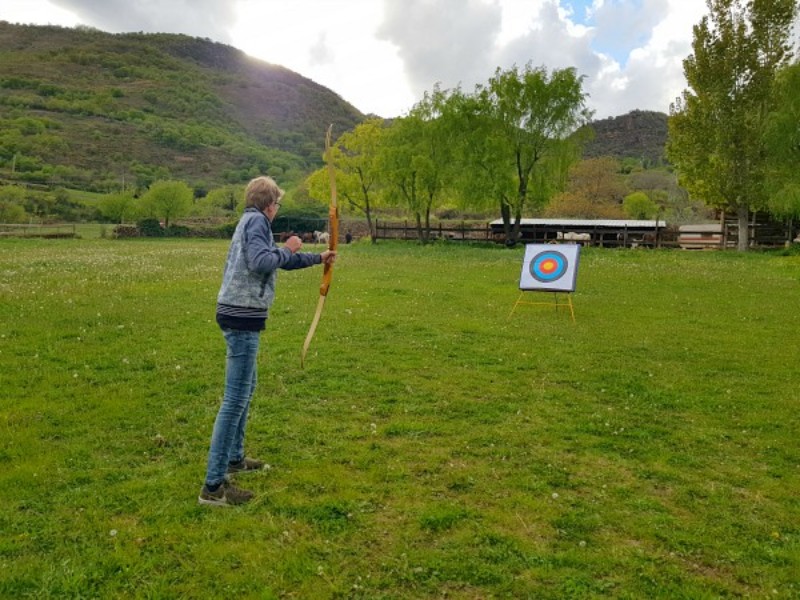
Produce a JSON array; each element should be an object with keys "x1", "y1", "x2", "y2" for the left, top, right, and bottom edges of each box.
[{"x1": 530, "y1": 251, "x2": 568, "y2": 282}]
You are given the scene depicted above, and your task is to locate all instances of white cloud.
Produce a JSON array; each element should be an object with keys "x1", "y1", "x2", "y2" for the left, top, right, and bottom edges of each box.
[
  {"x1": 377, "y1": 0, "x2": 502, "y2": 97},
  {"x1": 44, "y1": 0, "x2": 237, "y2": 42},
  {"x1": 0, "y1": 0, "x2": 725, "y2": 119},
  {"x1": 2, "y1": 0, "x2": 80, "y2": 26},
  {"x1": 231, "y1": 0, "x2": 414, "y2": 117}
]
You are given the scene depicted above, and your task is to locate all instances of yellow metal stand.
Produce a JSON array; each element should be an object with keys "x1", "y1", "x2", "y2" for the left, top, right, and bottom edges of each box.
[{"x1": 509, "y1": 291, "x2": 575, "y2": 322}]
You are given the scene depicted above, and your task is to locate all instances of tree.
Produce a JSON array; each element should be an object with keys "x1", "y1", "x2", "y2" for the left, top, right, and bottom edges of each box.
[
  {"x1": 623, "y1": 191, "x2": 660, "y2": 219},
  {"x1": 140, "y1": 180, "x2": 193, "y2": 227},
  {"x1": 202, "y1": 184, "x2": 244, "y2": 216},
  {"x1": 99, "y1": 191, "x2": 136, "y2": 224},
  {"x1": 764, "y1": 62, "x2": 800, "y2": 235},
  {"x1": 307, "y1": 119, "x2": 386, "y2": 243},
  {"x1": 0, "y1": 185, "x2": 27, "y2": 223},
  {"x1": 668, "y1": 0, "x2": 798, "y2": 251},
  {"x1": 468, "y1": 64, "x2": 592, "y2": 244},
  {"x1": 381, "y1": 88, "x2": 455, "y2": 242},
  {"x1": 543, "y1": 157, "x2": 628, "y2": 218}
]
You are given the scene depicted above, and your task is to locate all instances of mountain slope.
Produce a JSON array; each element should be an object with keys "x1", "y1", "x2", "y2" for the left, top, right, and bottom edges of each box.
[
  {"x1": 584, "y1": 110, "x2": 668, "y2": 166},
  {"x1": 0, "y1": 22, "x2": 365, "y2": 191}
]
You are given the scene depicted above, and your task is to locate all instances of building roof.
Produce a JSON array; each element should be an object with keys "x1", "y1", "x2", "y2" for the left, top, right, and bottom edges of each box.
[
  {"x1": 488, "y1": 218, "x2": 667, "y2": 228},
  {"x1": 679, "y1": 223, "x2": 722, "y2": 232}
]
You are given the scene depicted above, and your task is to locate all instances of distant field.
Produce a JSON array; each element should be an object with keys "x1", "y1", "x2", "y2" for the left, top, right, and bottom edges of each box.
[{"x1": 1, "y1": 239, "x2": 798, "y2": 598}]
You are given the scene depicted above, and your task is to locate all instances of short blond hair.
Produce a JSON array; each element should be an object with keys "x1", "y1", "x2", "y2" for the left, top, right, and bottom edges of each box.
[{"x1": 245, "y1": 176, "x2": 283, "y2": 211}]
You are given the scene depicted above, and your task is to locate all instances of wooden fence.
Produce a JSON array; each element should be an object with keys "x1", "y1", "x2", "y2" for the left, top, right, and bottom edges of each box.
[
  {"x1": 375, "y1": 220, "x2": 494, "y2": 242},
  {"x1": 375, "y1": 217, "x2": 798, "y2": 249}
]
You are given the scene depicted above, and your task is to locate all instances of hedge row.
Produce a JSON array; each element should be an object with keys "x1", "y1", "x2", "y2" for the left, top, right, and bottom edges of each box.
[{"x1": 113, "y1": 219, "x2": 236, "y2": 239}]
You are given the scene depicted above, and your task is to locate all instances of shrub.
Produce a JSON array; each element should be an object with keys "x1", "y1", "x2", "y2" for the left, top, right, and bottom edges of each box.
[
  {"x1": 163, "y1": 224, "x2": 190, "y2": 237},
  {"x1": 137, "y1": 218, "x2": 164, "y2": 237},
  {"x1": 216, "y1": 221, "x2": 237, "y2": 238}
]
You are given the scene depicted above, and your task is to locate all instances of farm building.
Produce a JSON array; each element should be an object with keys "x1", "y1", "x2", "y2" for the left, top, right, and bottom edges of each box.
[
  {"x1": 678, "y1": 224, "x2": 725, "y2": 249},
  {"x1": 489, "y1": 219, "x2": 669, "y2": 248}
]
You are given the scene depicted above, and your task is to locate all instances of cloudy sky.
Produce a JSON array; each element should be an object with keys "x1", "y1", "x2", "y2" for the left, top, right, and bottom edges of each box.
[{"x1": 3, "y1": 0, "x2": 714, "y2": 119}]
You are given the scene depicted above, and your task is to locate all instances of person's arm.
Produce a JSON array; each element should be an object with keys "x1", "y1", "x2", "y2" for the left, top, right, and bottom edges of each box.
[
  {"x1": 242, "y1": 216, "x2": 294, "y2": 274},
  {"x1": 281, "y1": 251, "x2": 322, "y2": 270}
]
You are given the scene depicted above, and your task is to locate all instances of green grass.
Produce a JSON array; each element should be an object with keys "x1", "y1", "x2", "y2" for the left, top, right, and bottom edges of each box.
[
  {"x1": 0, "y1": 223, "x2": 110, "y2": 240},
  {"x1": 1, "y1": 239, "x2": 799, "y2": 598}
]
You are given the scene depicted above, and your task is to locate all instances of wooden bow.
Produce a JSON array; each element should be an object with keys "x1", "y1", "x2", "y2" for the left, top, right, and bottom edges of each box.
[{"x1": 301, "y1": 124, "x2": 339, "y2": 367}]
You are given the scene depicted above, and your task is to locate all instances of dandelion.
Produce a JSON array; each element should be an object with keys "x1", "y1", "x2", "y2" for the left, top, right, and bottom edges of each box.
[{"x1": 552, "y1": 492, "x2": 559, "y2": 499}]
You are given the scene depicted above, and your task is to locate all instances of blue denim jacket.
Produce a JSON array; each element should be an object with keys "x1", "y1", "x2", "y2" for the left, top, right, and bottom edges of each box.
[{"x1": 216, "y1": 208, "x2": 320, "y2": 326}]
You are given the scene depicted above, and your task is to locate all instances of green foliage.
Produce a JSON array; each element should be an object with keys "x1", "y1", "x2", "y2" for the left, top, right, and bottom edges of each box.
[
  {"x1": 0, "y1": 185, "x2": 28, "y2": 223},
  {"x1": 0, "y1": 22, "x2": 365, "y2": 192},
  {"x1": 200, "y1": 184, "x2": 244, "y2": 217},
  {"x1": 445, "y1": 64, "x2": 592, "y2": 240},
  {"x1": 544, "y1": 157, "x2": 627, "y2": 218},
  {"x1": 136, "y1": 217, "x2": 164, "y2": 237},
  {"x1": 764, "y1": 62, "x2": 800, "y2": 218},
  {"x1": 140, "y1": 180, "x2": 193, "y2": 227},
  {"x1": 668, "y1": 0, "x2": 798, "y2": 249},
  {"x1": 623, "y1": 191, "x2": 659, "y2": 219},
  {"x1": 768, "y1": 183, "x2": 800, "y2": 220},
  {"x1": 311, "y1": 118, "x2": 387, "y2": 241},
  {"x1": 380, "y1": 93, "x2": 457, "y2": 242},
  {"x1": 1, "y1": 239, "x2": 799, "y2": 597},
  {"x1": 98, "y1": 191, "x2": 136, "y2": 224}
]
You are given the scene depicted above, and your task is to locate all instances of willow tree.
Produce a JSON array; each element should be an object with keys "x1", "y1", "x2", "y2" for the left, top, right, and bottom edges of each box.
[
  {"x1": 306, "y1": 118, "x2": 386, "y2": 242},
  {"x1": 380, "y1": 88, "x2": 455, "y2": 243},
  {"x1": 469, "y1": 64, "x2": 592, "y2": 244},
  {"x1": 668, "y1": 0, "x2": 798, "y2": 251}
]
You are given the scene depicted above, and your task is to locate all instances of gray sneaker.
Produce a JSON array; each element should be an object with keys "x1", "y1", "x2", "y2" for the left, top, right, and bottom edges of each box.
[
  {"x1": 198, "y1": 481, "x2": 254, "y2": 506},
  {"x1": 227, "y1": 457, "x2": 265, "y2": 474}
]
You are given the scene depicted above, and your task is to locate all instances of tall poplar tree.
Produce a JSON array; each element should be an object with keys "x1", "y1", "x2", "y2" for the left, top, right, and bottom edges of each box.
[
  {"x1": 668, "y1": 0, "x2": 797, "y2": 251},
  {"x1": 764, "y1": 62, "x2": 800, "y2": 233}
]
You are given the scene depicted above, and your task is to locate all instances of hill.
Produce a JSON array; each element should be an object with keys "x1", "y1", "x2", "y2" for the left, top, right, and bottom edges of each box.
[
  {"x1": 584, "y1": 109, "x2": 668, "y2": 166},
  {"x1": 0, "y1": 22, "x2": 366, "y2": 192}
]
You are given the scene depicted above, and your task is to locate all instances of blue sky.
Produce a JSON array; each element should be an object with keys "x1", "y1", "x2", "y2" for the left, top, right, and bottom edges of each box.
[{"x1": 563, "y1": 0, "x2": 594, "y2": 24}]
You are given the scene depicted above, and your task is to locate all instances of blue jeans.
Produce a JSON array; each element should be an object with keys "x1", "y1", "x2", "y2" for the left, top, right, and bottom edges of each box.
[{"x1": 204, "y1": 329, "x2": 260, "y2": 487}]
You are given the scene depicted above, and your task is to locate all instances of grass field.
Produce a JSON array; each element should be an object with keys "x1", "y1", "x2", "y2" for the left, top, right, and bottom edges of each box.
[{"x1": 1, "y1": 238, "x2": 799, "y2": 598}]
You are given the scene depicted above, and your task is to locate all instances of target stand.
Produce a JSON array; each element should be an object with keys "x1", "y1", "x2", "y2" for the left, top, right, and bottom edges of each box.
[
  {"x1": 509, "y1": 244, "x2": 580, "y2": 322},
  {"x1": 509, "y1": 290, "x2": 575, "y2": 322}
]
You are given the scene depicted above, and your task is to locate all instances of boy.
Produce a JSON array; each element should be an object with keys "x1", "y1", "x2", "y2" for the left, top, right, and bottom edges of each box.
[{"x1": 199, "y1": 176, "x2": 336, "y2": 506}]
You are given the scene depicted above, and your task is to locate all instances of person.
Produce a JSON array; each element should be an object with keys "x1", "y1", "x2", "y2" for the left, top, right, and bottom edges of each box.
[{"x1": 199, "y1": 176, "x2": 336, "y2": 506}]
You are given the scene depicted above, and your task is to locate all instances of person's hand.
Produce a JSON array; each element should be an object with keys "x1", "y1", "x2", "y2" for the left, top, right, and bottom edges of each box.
[
  {"x1": 320, "y1": 250, "x2": 337, "y2": 265},
  {"x1": 285, "y1": 235, "x2": 302, "y2": 253}
]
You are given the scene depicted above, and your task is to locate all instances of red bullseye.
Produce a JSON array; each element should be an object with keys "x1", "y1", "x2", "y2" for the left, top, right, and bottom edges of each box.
[{"x1": 541, "y1": 259, "x2": 556, "y2": 273}]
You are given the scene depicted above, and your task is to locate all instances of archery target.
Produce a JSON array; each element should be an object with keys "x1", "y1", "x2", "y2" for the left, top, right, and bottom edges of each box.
[{"x1": 519, "y1": 244, "x2": 580, "y2": 291}]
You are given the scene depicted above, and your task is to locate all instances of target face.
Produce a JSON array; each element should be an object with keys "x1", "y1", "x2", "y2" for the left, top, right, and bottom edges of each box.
[
  {"x1": 519, "y1": 244, "x2": 580, "y2": 291},
  {"x1": 530, "y1": 251, "x2": 568, "y2": 282}
]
